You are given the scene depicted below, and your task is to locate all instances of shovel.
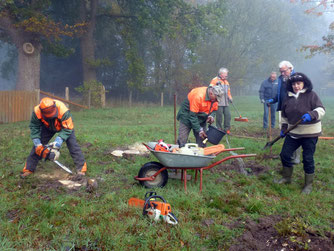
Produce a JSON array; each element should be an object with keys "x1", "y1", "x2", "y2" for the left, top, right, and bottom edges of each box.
[{"x1": 263, "y1": 119, "x2": 302, "y2": 150}]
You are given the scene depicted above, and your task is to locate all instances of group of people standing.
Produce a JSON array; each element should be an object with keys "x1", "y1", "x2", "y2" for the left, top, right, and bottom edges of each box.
[
  {"x1": 259, "y1": 60, "x2": 325, "y2": 194},
  {"x1": 176, "y1": 60, "x2": 325, "y2": 194}
]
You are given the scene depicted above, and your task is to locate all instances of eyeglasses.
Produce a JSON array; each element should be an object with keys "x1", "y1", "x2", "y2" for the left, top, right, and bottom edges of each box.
[
  {"x1": 280, "y1": 68, "x2": 291, "y2": 74},
  {"x1": 289, "y1": 74, "x2": 304, "y2": 83}
]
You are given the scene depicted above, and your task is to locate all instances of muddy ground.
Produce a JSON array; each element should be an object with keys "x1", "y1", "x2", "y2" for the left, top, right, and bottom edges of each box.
[{"x1": 228, "y1": 215, "x2": 334, "y2": 250}]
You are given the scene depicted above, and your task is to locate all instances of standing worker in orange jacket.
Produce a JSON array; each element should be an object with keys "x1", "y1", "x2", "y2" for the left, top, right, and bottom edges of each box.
[
  {"x1": 177, "y1": 86, "x2": 223, "y2": 147},
  {"x1": 20, "y1": 97, "x2": 87, "y2": 178},
  {"x1": 210, "y1": 67, "x2": 233, "y2": 134}
]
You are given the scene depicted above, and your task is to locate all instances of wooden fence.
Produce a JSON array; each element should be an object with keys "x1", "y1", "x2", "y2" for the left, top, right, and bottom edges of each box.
[{"x1": 0, "y1": 90, "x2": 39, "y2": 123}]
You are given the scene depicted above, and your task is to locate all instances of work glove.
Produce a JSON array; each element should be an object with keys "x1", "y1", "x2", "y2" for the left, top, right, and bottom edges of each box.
[
  {"x1": 206, "y1": 115, "x2": 214, "y2": 124},
  {"x1": 199, "y1": 128, "x2": 207, "y2": 139},
  {"x1": 266, "y1": 99, "x2": 273, "y2": 104},
  {"x1": 35, "y1": 145, "x2": 51, "y2": 160},
  {"x1": 280, "y1": 130, "x2": 286, "y2": 138},
  {"x1": 261, "y1": 99, "x2": 265, "y2": 104},
  {"x1": 301, "y1": 113, "x2": 312, "y2": 123},
  {"x1": 48, "y1": 149, "x2": 60, "y2": 161},
  {"x1": 32, "y1": 138, "x2": 42, "y2": 147},
  {"x1": 50, "y1": 136, "x2": 63, "y2": 150}
]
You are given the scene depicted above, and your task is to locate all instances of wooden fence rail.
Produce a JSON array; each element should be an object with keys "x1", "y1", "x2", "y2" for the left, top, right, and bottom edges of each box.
[{"x1": 0, "y1": 90, "x2": 39, "y2": 123}]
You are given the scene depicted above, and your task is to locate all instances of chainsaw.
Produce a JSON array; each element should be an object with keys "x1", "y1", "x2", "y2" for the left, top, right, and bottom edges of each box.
[
  {"x1": 39, "y1": 144, "x2": 73, "y2": 174},
  {"x1": 128, "y1": 191, "x2": 178, "y2": 225}
]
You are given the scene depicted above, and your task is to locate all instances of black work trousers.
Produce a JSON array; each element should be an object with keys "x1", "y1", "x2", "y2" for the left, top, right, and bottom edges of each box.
[
  {"x1": 280, "y1": 135, "x2": 318, "y2": 174},
  {"x1": 25, "y1": 126, "x2": 86, "y2": 172}
]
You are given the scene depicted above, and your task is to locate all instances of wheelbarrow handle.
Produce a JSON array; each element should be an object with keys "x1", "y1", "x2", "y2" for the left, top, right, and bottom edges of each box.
[{"x1": 203, "y1": 154, "x2": 256, "y2": 170}]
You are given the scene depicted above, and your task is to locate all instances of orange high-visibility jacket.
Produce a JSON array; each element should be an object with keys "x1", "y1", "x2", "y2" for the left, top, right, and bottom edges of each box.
[
  {"x1": 177, "y1": 87, "x2": 218, "y2": 132},
  {"x1": 30, "y1": 100, "x2": 73, "y2": 141}
]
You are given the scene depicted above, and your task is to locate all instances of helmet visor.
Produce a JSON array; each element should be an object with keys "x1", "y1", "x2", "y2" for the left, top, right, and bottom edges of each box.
[{"x1": 41, "y1": 105, "x2": 57, "y2": 118}]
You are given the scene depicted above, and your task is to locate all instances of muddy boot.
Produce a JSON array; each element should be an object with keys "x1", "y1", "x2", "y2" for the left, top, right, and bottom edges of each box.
[
  {"x1": 274, "y1": 166, "x2": 293, "y2": 184},
  {"x1": 20, "y1": 170, "x2": 33, "y2": 179},
  {"x1": 301, "y1": 173, "x2": 314, "y2": 194}
]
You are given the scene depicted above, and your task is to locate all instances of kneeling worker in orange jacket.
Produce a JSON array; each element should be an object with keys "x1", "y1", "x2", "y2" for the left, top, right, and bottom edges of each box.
[
  {"x1": 177, "y1": 86, "x2": 223, "y2": 147},
  {"x1": 21, "y1": 97, "x2": 87, "y2": 178}
]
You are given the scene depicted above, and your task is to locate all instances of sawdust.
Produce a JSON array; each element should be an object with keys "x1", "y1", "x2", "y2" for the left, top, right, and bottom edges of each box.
[
  {"x1": 34, "y1": 166, "x2": 89, "y2": 191},
  {"x1": 110, "y1": 142, "x2": 150, "y2": 157}
]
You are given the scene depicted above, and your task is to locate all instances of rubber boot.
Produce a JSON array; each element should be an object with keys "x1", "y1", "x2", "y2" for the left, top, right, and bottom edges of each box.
[
  {"x1": 301, "y1": 173, "x2": 314, "y2": 194},
  {"x1": 274, "y1": 166, "x2": 293, "y2": 184}
]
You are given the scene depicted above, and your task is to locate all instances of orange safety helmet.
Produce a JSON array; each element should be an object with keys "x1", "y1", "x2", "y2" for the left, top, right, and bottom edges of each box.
[{"x1": 39, "y1": 97, "x2": 58, "y2": 118}]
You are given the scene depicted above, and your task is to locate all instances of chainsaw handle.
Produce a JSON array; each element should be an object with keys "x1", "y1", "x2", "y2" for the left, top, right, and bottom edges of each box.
[{"x1": 142, "y1": 195, "x2": 166, "y2": 216}]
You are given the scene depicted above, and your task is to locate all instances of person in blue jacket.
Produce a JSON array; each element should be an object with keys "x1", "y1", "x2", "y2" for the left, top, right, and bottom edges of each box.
[{"x1": 259, "y1": 71, "x2": 278, "y2": 129}]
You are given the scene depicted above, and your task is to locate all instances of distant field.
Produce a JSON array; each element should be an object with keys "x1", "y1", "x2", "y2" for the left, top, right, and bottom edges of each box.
[{"x1": 1, "y1": 96, "x2": 333, "y2": 250}]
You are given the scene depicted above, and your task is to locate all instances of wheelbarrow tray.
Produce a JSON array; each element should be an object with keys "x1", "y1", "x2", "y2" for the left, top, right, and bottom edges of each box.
[{"x1": 149, "y1": 150, "x2": 216, "y2": 168}]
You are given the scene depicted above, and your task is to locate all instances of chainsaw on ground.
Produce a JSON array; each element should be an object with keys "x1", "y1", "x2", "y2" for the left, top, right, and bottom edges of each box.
[{"x1": 128, "y1": 191, "x2": 178, "y2": 225}]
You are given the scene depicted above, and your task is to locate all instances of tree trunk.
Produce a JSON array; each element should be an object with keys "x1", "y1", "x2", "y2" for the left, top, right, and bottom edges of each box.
[
  {"x1": 16, "y1": 41, "x2": 41, "y2": 90},
  {"x1": 80, "y1": 0, "x2": 98, "y2": 83},
  {"x1": 0, "y1": 14, "x2": 41, "y2": 91}
]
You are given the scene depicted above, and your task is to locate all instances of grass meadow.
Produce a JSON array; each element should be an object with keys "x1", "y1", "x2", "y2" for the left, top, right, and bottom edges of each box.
[{"x1": 1, "y1": 96, "x2": 334, "y2": 250}]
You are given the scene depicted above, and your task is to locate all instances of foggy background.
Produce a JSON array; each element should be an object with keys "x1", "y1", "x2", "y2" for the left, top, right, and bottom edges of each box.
[{"x1": 0, "y1": 0, "x2": 333, "y2": 104}]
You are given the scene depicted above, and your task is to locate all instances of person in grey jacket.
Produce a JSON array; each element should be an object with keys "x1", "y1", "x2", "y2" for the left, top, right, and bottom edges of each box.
[
  {"x1": 275, "y1": 72, "x2": 325, "y2": 194},
  {"x1": 259, "y1": 72, "x2": 278, "y2": 129}
]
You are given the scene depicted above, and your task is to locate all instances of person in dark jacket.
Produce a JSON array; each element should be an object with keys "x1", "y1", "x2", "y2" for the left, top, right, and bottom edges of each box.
[
  {"x1": 259, "y1": 71, "x2": 278, "y2": 129},
  {"x1": 275, "y1": 72, "x2": 325, "y2": 194},
  {"x1": 267, "y1": 60, "x2": 301, "y2": 164},
  {"x1": 267, "y1": 61, "x2": 294, "y2": 112},
  {"x1": 20, "y1": 97, "x2": 87, "y2": 178},
  {"x1": 177, "y1": 85, "x2": 223, "y2": 147}
]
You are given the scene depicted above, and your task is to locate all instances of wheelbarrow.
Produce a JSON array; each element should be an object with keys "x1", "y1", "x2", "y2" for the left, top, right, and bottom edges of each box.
[{"x1": 134, "y1": 142, "x2": 256, "y2": 192}]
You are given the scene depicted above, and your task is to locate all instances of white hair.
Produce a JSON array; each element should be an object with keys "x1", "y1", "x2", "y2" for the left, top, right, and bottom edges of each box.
[
  {"x1": 278, "y1": 61, "x2": 294, "y2": 70},
  {"x1": 218, "y1": 67, "x2": 229, "y2": 74}
]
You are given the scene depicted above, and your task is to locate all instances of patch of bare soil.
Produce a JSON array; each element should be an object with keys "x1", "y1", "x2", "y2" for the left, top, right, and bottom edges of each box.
[
  {"x1": 228, "y1": 215, "x2": 334, "y2": 251},
  {"x1": 28, "y1": 167, "x2": 95, "y2": 193},
  {"x1": 210, "y1": 160, "x2": 269, "y2": 176}
]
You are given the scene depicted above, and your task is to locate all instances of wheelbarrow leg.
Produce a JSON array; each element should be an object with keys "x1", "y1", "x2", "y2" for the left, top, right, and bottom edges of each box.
[
  {"x1": 200, "y1": 168, "x2": 203, "y2": 192},
  {"x1": 183, "y1": 169, "x2": 187, "y2": 192}
]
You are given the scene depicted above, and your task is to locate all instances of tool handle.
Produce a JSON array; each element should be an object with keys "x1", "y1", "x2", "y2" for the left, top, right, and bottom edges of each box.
[
  {"x1": 283, "y1": 119, "x2": 303, "y2": 134},
  {"x1": 231, "y1": 102, "x2": 242, "y2": 118},
  {"x1": 264, "y1": 119, "x2": 302, "y2": 149}
]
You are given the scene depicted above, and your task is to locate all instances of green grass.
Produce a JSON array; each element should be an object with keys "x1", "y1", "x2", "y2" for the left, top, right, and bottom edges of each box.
[{"x1": 1, "y1": 96, "x2": 334, "y2": 250}]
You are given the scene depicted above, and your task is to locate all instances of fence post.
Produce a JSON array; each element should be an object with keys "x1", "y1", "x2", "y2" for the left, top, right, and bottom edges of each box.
[
  {"x1": 88, "y1": 89, "x2": 91, "y2": 109},
  {"x1": 101, "y1": 85, "x2": 106, "y2": 108},
  {"x1": 161, "y1": 92, "x2": 164, "y2": 107},
  {"x1": 36, "y1": 89, "x2": 40, "y2": 103},
  {"x1": 65, "y1": 87, "x2": 69, "y2": 108},
  {"x1": 129, "y1": 90, "x2": 132, "y2": 107}
]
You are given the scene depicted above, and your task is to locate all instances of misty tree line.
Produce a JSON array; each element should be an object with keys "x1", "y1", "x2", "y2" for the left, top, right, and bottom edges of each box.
[{"x1": 0, "y1": 0, "x2": 332, "y2": 104}]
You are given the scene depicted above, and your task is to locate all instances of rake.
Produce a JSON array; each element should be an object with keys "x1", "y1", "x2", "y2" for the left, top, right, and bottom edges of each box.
[{"x1": 231, "y1": 102, "x2": 248, "y2": 122}]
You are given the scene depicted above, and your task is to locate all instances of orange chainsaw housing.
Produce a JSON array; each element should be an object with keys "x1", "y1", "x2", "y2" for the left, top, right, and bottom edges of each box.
[{"x1": 128, "y1": 197, "x2": 172, "y2": 216}]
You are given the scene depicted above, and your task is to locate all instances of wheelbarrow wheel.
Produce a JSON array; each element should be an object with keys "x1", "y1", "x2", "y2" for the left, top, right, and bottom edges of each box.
[{"x1": 138, "y1": 162, "x2": 168, "y2": 188}]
